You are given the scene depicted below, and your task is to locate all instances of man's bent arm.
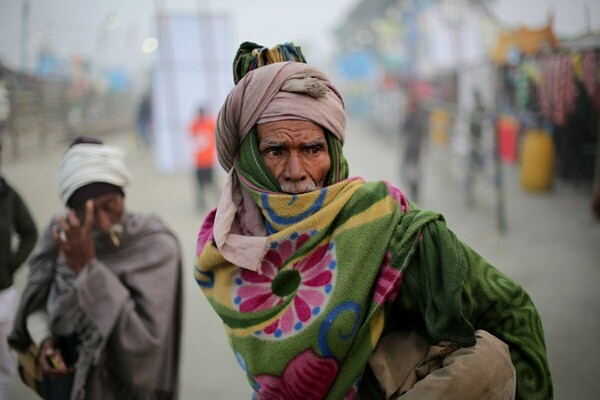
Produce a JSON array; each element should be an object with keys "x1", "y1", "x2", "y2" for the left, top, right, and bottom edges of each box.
[
  {"x1": 459, "y1": 241, "x2": 553, "y2": 400},
  {"x1": 394, "y1": 239, "x2": 553, "y2": 400}
]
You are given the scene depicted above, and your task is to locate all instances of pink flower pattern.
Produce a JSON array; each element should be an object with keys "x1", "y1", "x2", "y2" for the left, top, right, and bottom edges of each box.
[
  {"x1": 373, "y1": 251, "x2": 403, "y2": 305},
  {"x1": 343, "y1": 381, "x2": 359, "y2": 400},
  {"x1": 232, "y1": 232, "x2": 337, "y2": 339},
  {"x1": 253, "y1": 349, "x2": 339, "y2": 399},
  {"x1": 385, "y1": 181, "x2": 409, "y2": 212},
  {"x1": 196, "y1": 208, "x2": 216, "y2": 255}
]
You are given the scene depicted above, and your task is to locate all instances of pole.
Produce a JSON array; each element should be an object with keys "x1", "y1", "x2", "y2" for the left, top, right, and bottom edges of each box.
[
  {"x1": 20, "y1": 0, "x2": 30, "y2": 73},
  {"x1": 153, "y1": 2, "x2": 184, "y2": 172},
  {"x1": 493, "y1": 66, "x2": 507, "y2": 233},
  {"x1": 196, "y1": 0, "x2": 219, "y2": 114}
]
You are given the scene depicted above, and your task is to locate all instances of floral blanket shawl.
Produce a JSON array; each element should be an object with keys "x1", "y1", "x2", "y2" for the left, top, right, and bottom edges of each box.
[{"x1": 195, "y1": 178, "x2": 423, "y2": 399}]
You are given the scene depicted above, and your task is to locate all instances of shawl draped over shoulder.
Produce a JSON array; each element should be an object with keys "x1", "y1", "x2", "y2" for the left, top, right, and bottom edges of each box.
[{"x1": 9, "y1": 212, "x2": 183, "y2": 400}]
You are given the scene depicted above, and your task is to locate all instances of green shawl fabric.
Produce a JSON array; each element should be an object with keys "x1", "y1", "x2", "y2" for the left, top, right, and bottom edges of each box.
[
  {"x1": 195, "y1": 177, "x2": 479, "y2": 399},
  {"x1": 394, "y1": 236, "x2": 554, "y2": 399}
]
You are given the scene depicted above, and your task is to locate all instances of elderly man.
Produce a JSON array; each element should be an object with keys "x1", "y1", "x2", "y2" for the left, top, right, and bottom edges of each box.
[
  {"x1": 194, "y1": 42, "x2": 552, "y2": 400},
  {"x1": 9, "y1": 137, "x2": 183, "y2": 400}
]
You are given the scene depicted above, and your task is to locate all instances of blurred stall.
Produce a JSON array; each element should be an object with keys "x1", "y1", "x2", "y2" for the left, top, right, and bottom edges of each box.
[
  {"x1": 330, "y1": 0, "x2": 600, "y2": 225},
  {"x1": 555, "y1": 32, "x2": 600, "y2": 191},
  {"x1": 333, "y1": 0, "x2": 508, "y2": 231},
  {"x1": 492, "y1": 23, "x2": 600, "y2": 193},
  {"x1": 491, "y1": 21, "x2": 557, "y2": 193}
]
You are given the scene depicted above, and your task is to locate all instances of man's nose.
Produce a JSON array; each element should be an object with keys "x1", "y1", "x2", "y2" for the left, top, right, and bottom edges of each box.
[
  {"x1": 284, "y1": 153, "x2": 307, "y2": 182},
  {"x1": 95, "y1": 210, "x2": 111, "y2": 231}
]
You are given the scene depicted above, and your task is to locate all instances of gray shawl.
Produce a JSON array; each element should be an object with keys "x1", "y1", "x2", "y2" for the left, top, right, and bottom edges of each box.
[{"x1": 9, "y1": 212, "x2": 183, "y2": 400}]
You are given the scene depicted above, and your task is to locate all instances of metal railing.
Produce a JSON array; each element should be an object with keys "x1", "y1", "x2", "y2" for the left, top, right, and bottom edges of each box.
[{"x1": 3, "y1": 81, "x2": 135, "y2": 158}]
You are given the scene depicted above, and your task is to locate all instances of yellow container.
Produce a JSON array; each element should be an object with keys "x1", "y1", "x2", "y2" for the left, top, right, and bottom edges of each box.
[
  {"x1": 520, "y1": 129, "x2": 554, "y2": 191},
  {"x1": 429, "y1": 108, "x2": 451, "y2": 145}
]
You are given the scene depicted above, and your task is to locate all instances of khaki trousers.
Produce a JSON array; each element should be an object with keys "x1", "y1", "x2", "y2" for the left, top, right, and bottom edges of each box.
[{"x1": 368, "y1": 330, "x2": 516, "y2": 400}]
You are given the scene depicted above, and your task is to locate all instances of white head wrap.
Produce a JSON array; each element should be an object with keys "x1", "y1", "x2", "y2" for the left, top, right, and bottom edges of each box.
[{"x1": 56, "y1": 143, "x2": 131, "y2": 205}]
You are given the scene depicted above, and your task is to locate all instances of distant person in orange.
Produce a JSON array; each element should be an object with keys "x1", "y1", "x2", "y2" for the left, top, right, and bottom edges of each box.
[{"x1": 188, "y1": 107, "x2": 217, "y2": 209}]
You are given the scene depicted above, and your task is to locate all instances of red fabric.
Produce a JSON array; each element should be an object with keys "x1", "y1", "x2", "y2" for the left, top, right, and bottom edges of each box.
[
  {"x1": 497, "y1": 116, "x2": 519, "y2": 163},
  {"x1": 189, "y1": 116, "x2": 216, "y2": 168}
]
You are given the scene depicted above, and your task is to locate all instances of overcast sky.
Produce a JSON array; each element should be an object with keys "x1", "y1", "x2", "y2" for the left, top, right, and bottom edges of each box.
[
  {"x1": 0, "y1": 0, "x2": 598, "y2": 75},
  {"x1": 0, "y1": 0, "x2": 360, "y2": 74}
]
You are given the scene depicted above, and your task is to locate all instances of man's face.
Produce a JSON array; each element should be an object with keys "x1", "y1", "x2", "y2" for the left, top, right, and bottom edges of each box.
[
  {"x1": 74, "y1": 192, "x2": 125, "y2": 245},
  {"x1": 257, "y1": 120, "x2": 331, "y2": 194}
]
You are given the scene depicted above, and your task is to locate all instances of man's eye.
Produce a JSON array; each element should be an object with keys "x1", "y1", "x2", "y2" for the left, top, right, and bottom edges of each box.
[
  {"x1": 307, "y1": 146, "x2": 323, "y2": 155},
  {"x1": 266, "y1": 148, "x2": 282, "y2": 157},
  {"x1": 101, "y1": 199, "x2": 119, "y2": 212}
]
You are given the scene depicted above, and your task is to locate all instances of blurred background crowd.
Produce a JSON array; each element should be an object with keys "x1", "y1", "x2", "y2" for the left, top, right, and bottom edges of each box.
[{"x1": 0, "y1": 0, "x2": 599, "y2": 220}]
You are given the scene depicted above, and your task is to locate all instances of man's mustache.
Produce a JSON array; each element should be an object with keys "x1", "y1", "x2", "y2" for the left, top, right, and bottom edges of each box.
[{"x1": 280, "y1": 181, "x2": 317, "y2": 194}]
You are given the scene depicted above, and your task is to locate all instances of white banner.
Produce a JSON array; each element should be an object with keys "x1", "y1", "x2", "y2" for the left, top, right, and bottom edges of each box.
[{"x1": 153, "y1": 13, "x2": 231, "y2": 173}]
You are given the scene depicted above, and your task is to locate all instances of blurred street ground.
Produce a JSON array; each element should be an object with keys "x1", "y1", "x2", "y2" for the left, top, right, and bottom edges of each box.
[{"x1": 5, "y1": 117, "x2": 600, "y2": 399}]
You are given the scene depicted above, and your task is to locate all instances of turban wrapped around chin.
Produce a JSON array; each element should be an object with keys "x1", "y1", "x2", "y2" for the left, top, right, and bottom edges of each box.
[
  {"x1": 56, "y1": 143, "x2": 131, "y2": 206},
  {"x1": 215, "y1": 61, "x2": 346, "y2": 171}
]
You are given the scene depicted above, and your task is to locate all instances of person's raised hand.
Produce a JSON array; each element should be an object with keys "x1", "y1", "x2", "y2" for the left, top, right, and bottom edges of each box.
[{"x1": 52, "y1": 200, "x2": 96, "y2": 273}]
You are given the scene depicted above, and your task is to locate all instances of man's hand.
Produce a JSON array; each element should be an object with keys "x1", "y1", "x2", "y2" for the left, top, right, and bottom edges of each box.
[
  {"x1": 52, "y1": 200, "x2": 96, "y2": 274},
  {"x1": 38, "y1": 338, "x2": 73, "y2": 379}
]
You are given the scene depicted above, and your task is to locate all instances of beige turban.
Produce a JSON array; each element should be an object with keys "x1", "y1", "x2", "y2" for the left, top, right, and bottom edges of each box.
[
  {"x1": 215, "y1": 61, "x2": 346, "y2": 171},
  {"x1": 56, "y1": 143, "x2": 131, "y2": 205}
]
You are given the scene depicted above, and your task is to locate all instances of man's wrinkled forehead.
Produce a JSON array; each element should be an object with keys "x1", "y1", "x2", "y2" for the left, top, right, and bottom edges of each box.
[{"x1": 257, "y1": 120, "x2": 325, "y2": 139}]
